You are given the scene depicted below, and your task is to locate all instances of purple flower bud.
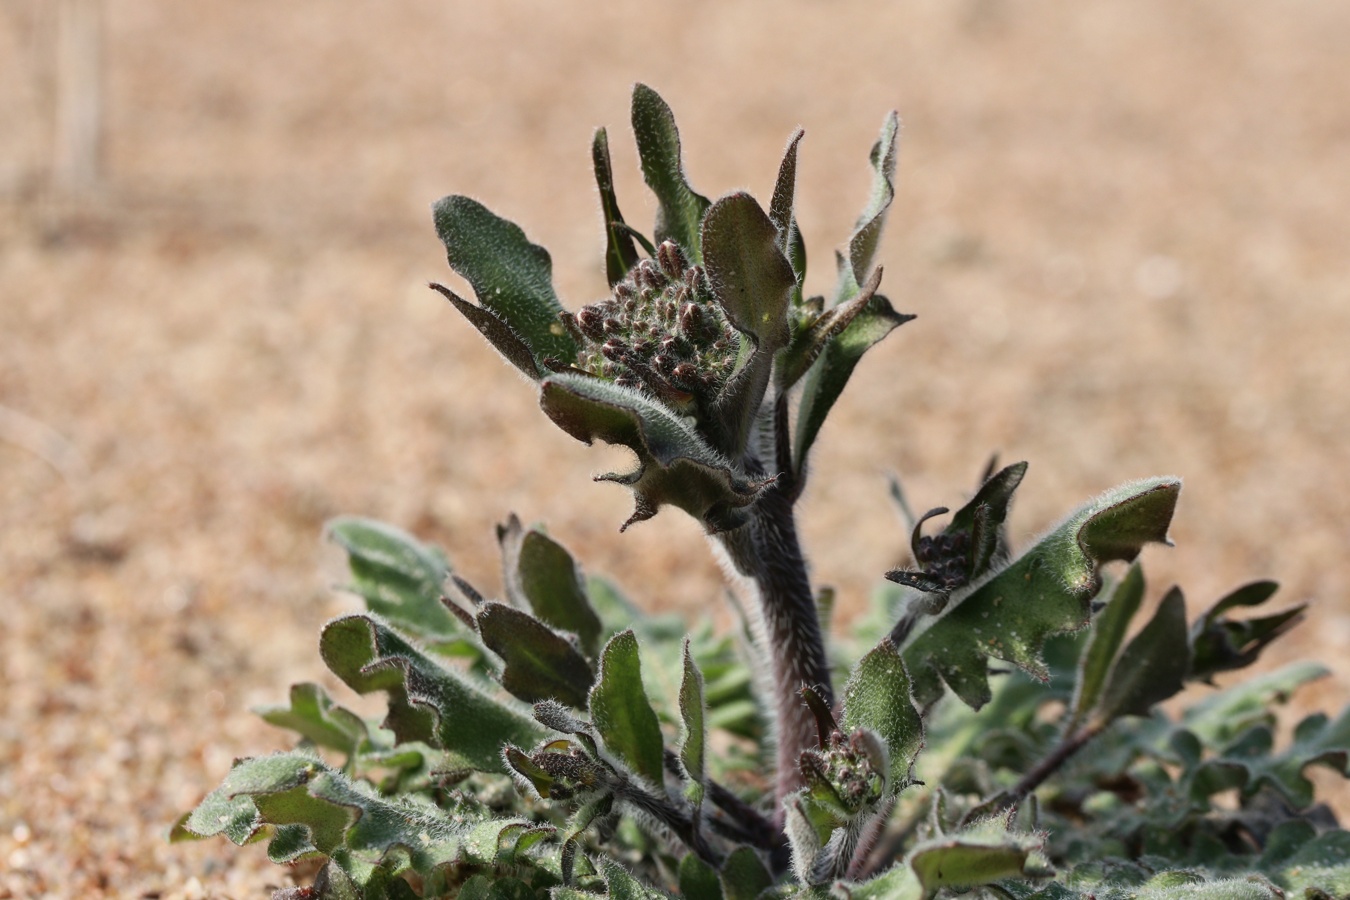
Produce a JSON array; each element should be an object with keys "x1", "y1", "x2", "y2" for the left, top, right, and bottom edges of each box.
[{"x1": 657, "y1": 241, "x2": 688, "y2": 279}]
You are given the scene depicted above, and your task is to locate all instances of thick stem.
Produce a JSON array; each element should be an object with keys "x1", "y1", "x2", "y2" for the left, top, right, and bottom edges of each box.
[{"x1": 713, "y1": 466, "x2": 832, "y2": 816}]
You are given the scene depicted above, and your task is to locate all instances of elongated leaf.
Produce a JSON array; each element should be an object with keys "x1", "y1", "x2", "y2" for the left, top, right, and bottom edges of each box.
[
  {"x1": 792, "y1": 293, "x2": 914, "y2": 481},
  {"x1": 841, "y1": 638, "x2": 924, "y2": 793},
  {"x1": 256, "y1": 682, "x2": 368, "y2": 756},
  {"x1": 593, "y1": 127, "x2": 641, "y2": 287},
  {"x1": 498, "y1": 515, "x2": 603, "y2": 659},
  {"x1": 947, "y1": 461, "x2": 1027, "y2": 579},
  {"x1": 769, "y1": 129, "x2": 807, "y2": 290},
  {"x1": 429, "y1": 282, "x2": 541, "y2": 379},
  {"x1": 1070, "y1": 562, "x2": 1146, "y2": 729},
  {"x1": 539, "y1": 372, "x2": 769, "y2": 533},
  {"x1": 432, "y1": 194, "x2": 576, "y2": 369},
  {"x1": 678, "y1": 642, "x2": 707, "y2": 806},
  {"x1": 589, "y1": 630, "x2": 665, "y2": 786},
  {"x1": 776, "y1": 267, "x2": 886, "y2": 393},
  {"x1": 631, "y1": 84, "x2": 711, "y2": 262},
  {"x1": 836, "y1": 112, "x2": 900, "y2": 301},
  {"x1": 1094, "y1": 586, "x2": 1191, "y2": 722},
  {"x1": 477, "y1": 602, "x2": 595, "y2": 709},
  {"x1": 320, "y1": 614, "x2": 543, "y2": 772},
  {"x1": 326, "y1": 517, "x2": 463, "y2": 644},
  {"x1": 900, "y1": 478, "x2": 1181, "y2": 709}
]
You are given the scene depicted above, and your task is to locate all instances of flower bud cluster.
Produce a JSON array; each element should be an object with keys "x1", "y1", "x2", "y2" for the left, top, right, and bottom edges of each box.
[
  {"x1": 915, "y1": 530, "x2": 972, "y2": 590},
  {"x1": 563, "y1": 241, "x2": 739, "y2": 403},
  {"x1": 803, "y1": 728, "x2": 886, "y2": 817}
]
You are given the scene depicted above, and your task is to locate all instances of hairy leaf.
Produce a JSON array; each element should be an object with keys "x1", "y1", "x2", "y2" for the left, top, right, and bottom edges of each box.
[
  {"x1": 539, "y1": 372, "x2": 769, "y2": 533},
  {"x1": 1070, "y1": 562, "x2": 1146, "y2": 729},
  {"x1": 256, "y1": 682, "x2": 369, "y2": 757},
  {"x1": 769, "y1": 128, "x2": 807, "y2": 294},
  {"x1": 678, "y1": 853, "x2": 724, "y2": 900},
  {"x1": 326, "y1": 517, "x2": 463, "y2": 645},
  {"x1": 900, "y1": 478, "x2": 1181, "y2": 709},
  {"x1": 477, "y1": 602, "x2": 595, "y2": 709},
  {"x1": 906, "y1": 817, "x2": 1049, "y2": 897},
  {"x1": 498, "y1": 515, "x2": 603, "y2": 659},
  {"x1": 701, "y1": 191, "x2": 795, "y2": 454},
  {"x1": 720, "y1": 846, "x2": 773, "y2": 900},
  {"x1": 837, "y1": 112, "x2": 901, "y2": 299},
  {"x1": 1189, "y1": 580, "x2": 1305, "y2": 683},
  {"x1": 320, "y1": 614, "x2": 543, "y2": 773},
  {"x1": 840, "y1": 638, "x2": 923, "y2": 793},
  {"x1": 432, "y1": 195, "x2": 576, "y2": 370},
  {"x1": 793, "y1": 292, "x2": 914, "y2": 482},
  {"x1": 589, "y1": 630, "x2": 666, "y2": 786},
  {"x1": 1094, "y1": 586, "x2": 1190, "y2": 722},
  {"x1": 593, "y1": 127, "x2": 641, "y2": 287},
  {"x1": 631, "y1": 84, "x2": 710, "y2": 262},
  {"x1": 679, "y1": 642, "x2": 707, "y2": 807}
]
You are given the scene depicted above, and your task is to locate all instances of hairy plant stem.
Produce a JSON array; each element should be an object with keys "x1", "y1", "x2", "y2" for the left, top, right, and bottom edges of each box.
[
  {"x1": 713, "y1": 459, "x2": 832, "y2": 818},
  {"x1": 994, "y1": 721, "x2": 1105, "y2": 814}
]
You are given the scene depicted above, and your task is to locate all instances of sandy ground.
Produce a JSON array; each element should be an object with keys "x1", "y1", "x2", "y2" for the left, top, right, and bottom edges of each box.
[{"x1": 1, "y1": 1, "x2": 1348, "y2": 896}]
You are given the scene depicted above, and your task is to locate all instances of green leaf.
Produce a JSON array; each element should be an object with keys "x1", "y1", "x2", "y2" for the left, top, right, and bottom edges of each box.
[
  {"x1": 777, "y1": 267, "x2": 890, "y2": 394},
  {"x1": 589, "y1": 630, "x2": 666, "y2": 786},
  {"x1": 900, "y1": 477, "x2": 1181, "y2": 709},
  {"x1": 477, "y1": 602, "x2": 595, "y2": 709},
  {"x1": 326, "y1": 517, "x2": 463, "y2": 645},
  {"x1": 1182, "y1": 661, "x2": 1329, "y2": 746},
  {"x1": 1216, "y1": 707, "x2": 1350, "y2": 808},
  {"x1": 605, "y1": 861, "x2": 677, "y2": 899},
  {"x1": 905, "y1": 816, "x2": 1049, "y2": 898},
  {"x1": 255, "y1": 682, "x2": 369, "y2": 756},
  {"x1": 1070, "y1": 562, "x2": 1146, "y2": 729},
  {"x1": 432, "y1": 194, "x2": 577, "y2": 371},
  {"x1": 720, "y1": 846, "x2": 773, "y2": 900},
  {"x1": 769, "y1": 128, "x2": 807, "y2": 292},
  {"x1": 429, "y1": 282, "x2": 543, "y2": 380},
  {"x1": 701, "y1": 191, "x2": 796, "y2": 454},
  {"x1": 498, "y1": 515, "x2": 604, "y2": 660},
  {"x1": 946, "y1": 461, "x2": 1028, "y2": 579},
  {"x1": 679, "y1": 641, "x2": 707, "y2": 806},
  {"x1": 792, "y1": 291, "x2": 913, "y2": 481},
  {"x1": 1094, "y1": 586, "x2": 1191, "y2": 722},
  {"x1": 179, "y1": 752, "x2": 550, "y2": 887},
  {"x1": 703, "y1": 192, "x2": 794, "y2": 352},
  {"x1": 631, "y1": 84, "x2": 711, "y2": 262},
  {"x1": 593, "y1": 127, "x2": 641, "y2": 287},
  {"x1": 835, "y1": 112, "x2": 900, "y2": 301},
  {"x1": 840, "y1": 638, "x2": 924, "y2": 793},
  {"x1": 833, "y1": 862, "x2": 923, "y2": 900},
  {"x1": 320, "y1": 614, "x2": 543, "y2": 773},
  {"x1": 1188, "y1": 580, "x2": 1305, "y2": 683},
  {"x1": 679, "y1": 853, "x2": 724, "y2": 900},
  {"x1": 539, "y1": 371, "x2": 769, "y2": 533}
]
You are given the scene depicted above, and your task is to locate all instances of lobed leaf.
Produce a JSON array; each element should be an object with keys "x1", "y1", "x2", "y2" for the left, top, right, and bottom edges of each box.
[
  {"x1": 326, "y1": 517, "x2": 464, "y2": 645},
  {"x1": 256, "y1": 682, "x2": 369, "y2": 757},
  {"x1": 1188, "y1": 579, "x2": 1305, "y2": 683},
  {"x1": 539, "y1": 371, "x2": 769, "y2": 533},
  {"x1": 432, "y1": 194, "x2": 577, "y2": 372},
  {"x1": 899, "y1": 478, "x2": 1181, "y2": 709},
  {"x1": 320, "y1": 614, "x2": 543, "y2": 773},
  {"x1": 631, "y1": 84, "x2": 711, "y2": 262}
]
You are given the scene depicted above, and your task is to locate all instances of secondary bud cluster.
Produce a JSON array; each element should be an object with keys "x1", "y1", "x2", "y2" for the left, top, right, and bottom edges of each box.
[
  {"x1": 802, "y1": 729, "x2": 886, "y2": 816},
  {"x1": 915, "y1": 530, "x2": 972, "y2": 591},
  {"x1": 562, "y1": 241, "x2": 738, "y2": 403}
]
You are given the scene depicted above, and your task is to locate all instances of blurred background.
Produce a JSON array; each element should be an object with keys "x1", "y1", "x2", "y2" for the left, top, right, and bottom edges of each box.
[{"x1": 2, "y1": 1, "x2": 1348, "y2": 895}]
